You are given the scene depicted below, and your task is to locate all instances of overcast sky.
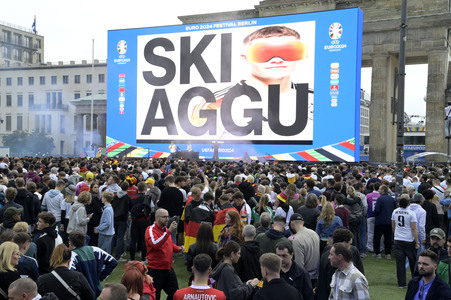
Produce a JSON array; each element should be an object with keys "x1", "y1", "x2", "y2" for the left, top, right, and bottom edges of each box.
[{"x1": 1, "y1": 0, "x2": 427, "y2": 116}]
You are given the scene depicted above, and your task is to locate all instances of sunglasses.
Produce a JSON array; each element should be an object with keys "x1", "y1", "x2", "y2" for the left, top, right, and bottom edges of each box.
[{"x1": 245, "y1": 40, "x2": 308, "y2": 63}]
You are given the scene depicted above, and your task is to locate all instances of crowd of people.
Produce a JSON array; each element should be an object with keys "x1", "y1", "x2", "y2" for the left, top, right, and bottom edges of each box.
[{"x1": 1, "y1": 156, "x2": 451, "y2": 299}]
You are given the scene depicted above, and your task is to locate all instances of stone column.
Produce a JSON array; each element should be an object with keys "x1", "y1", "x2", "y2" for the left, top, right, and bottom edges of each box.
[
  {"x1": 74, "y1": 113, "x2": 84, "y2": 156},
  {"x1": 369, "y1": 54, "x2": 399, "y2": 162},
  {"x1": 425, "y1": 50, "x2": 449, "y2": 161},
  {"x1": 97, "y1": 113, "x2": 106, "y2": 147}
]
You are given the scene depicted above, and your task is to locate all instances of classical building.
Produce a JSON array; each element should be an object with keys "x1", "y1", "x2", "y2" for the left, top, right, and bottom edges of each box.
[{"x1": 0, "y1": 21, "x2": 107, "y2": 156}]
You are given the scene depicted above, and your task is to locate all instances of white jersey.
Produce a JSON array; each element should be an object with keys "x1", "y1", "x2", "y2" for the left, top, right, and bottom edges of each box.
[{"x1": 392, "y1": 207, "x2": 417, "y2": 242}]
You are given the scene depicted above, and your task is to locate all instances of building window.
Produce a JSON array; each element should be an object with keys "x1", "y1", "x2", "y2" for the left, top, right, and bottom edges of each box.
[
  {"x1": 60, "y1": 115, "x2": 65, "y2": 134},
  {"x1": 58, "y1": 92, "x2": 62, "y2": 108},
  {"x1": 28, "y1": 94, "x2": 34, "y2": 107},
  {"x1": 63, "y1": 75, "x2": 69, "y2": 84},
  {"x1": 5, "y1": 116, "x2": 11, "y2": 132},
  {"x1": 36, "y1": 39, "x2": 41, "y2": 49},
  {"x1": 17, "y1": 116, "x2": 23, "y2": 131},
  {"x1": 2, "y1": 45, "x2": 11, "y2": 59},
  {"x1": 47, "y1": 115, "x2": 52, "y2": 134},
  {"x1": 46, "y1": 92, "x2": 50, "y2": 108},
  {"x1": 28, "y1": 77, "x2": 34, "y2": 85},
  {"x1": 60, "y1": 140, "x2": 64, "y2": 154},
  {"x1": 6, "y1": 77, "x2": 12, "y2": 86},
  {"x1": 74, "y1": 75, "x2": 80, "y2": 84},
  {"x1": 51, "y1": 76, "x2": 57, "y2": 85},
  {"x1": 99, "y1": 90, "x2": 105, "y2": 94},
  {"x1": 86, "y1": 92, "x2": 92, "y2": 96},
  {"x1": 99, "y1": 74, "x2": 105, "y2": 83},
  {"x1": 40, "y1": 76, "x2": 45, "y2": 85},
  {"x1": 14, "y1": 33, "x2": 22, "y2": 45},
  {"x1": 17, "y1": 94, "x2": 23, "y2": 107},
  {"x1": 13, "y1": 48, "x2": 21, "y2": 61},
  {"x1": 35, "y1": 115, "x2": 40, "y2": 132},
  {"x1": 74, "y1": 93, "x2": 81, "y2": 99},
  {"x1": 6, "y1": 94, "x2": 12, "y2": 107},
  {"x1": 17, "y1": 77, "x2": 23, "y2": 86},
  {"x1": 24, "y1": 36, "x2": 32, "y2": 48},
  {"x1": 87, "y1": 74, "x2": 92, "y2": 83},
  {"x1": 36, "y1": 53, "x2": 41, "y2": 63},
  {"x1": 3, "y1": 31, "x2": 11, "y2": 43},
  {"x1": 40, "y1": 115, "x2": 45, "y2": 133}
]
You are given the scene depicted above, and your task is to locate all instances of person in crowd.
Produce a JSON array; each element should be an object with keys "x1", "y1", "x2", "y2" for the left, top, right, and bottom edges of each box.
[
  {"x1": 174, "y1": 254, "x2": 226, "y2": 300},
  {"x1": 334, "y1": 194, "x2": 350, "y2": 229},
  {"x1": 373, "y1": 184, "x2": 395, "y2": 259},
  {"x1": 86, "y1": 182, "x2": 103, "y2": 247},
  {"x1": 13, "y1": 178, "x2": 35, "y2": 228},
  {"x1": 35, "y1": 211, "x2": 59, "y2": 275},
  {"x1": 68, "y1": 230, "x2": 118, "y2": 298},
  {"x1": 13, "y1": 222, "x2": 36, "y2": 258},
  {"x1": 121, "y1": 261, "x2": 156, "y2": 300},
  {"x1": 0, "y1": 187, "x2": 22, "y2": 225},
  {"x1": 437, "y1": 235, "x2": 451, "y2": 285},
  {"x1": 12, "y1": 232, "x2": 39, "y2": 282},
  {"x1": 427, "y1": 228, "x2": 448, "y2": 261},
  {"x1": 255, "y1": 215, "x2": 288, "y2": 254},
  {"x1": 298, "y1": 193, "x2": 320, "y2": 231},
  {"x1": 130, "y1": 182, "x2": 152, "y2": 262},
  {"x1": 232, "y1": 191, "x2": 252, "y2": 225},
  {"x1": 422, "y1": 190, "x2": 441, "y2": 247},
  {"x1": 212, "y1": 195, "x2": 236, "y2": 242},
  {"x1": 0, "y1": 241, "x2": 21, "y2": 300},
  {"x1": 276, "y1": 240, "x2": 313, "y2": 300},
  {"x1": 235, "y1": 224, "x2": 262, "y2": 282},
  {"x1": 253, "y1": 253, "x2": 303, "y2": 300},
  {"x1": 251, "y1": 194, "x2": 273, "y2": 225},
  {"x1": 211, "y1": 241, "x2": 258, "y2": 300},
  {"x1": 410, "y1": 193, "x2": 427, "y2": 246},
  {"x1": 366, "y1": 182, "x2": 381, "y2": 252},
  {"x1": 66, "y1": 191, "x2": 92, "y2": 235},
  {"x1": 316, "y1": 202, "x2": 343, "y2": 252},
  {"x1": 2, "y1": 207, "x2": 23, "y2": 230},
  {"x1": 391, "y1": 195, "x2": 420, "y2": 289},
  {"x1": 41, "y1": 180, "x2": 65, "y2": 231},
  {"x1": 37, "y1": 243, "x2": 95, "y2": 300},
  {"x1": 328, "y1": 242, "x2": 369, "y2": 300},
  {"x1": 99, "y1": 283, "x2": 128, "y2": 300},
  {"x1": 255, "y1": 212, "x2": 272, "y2": 235},
  {"x1": 95, "y1": 191, "x2": 115, "y2": 254},
  {"x1": 8, "y1": 277, "x2": 41, "y2": 300},
  {"x1": 111, "y1": 181, "x2": 130, "y2": 261},
  {"x1": 145, "y1": 208, "x2": 184, "y2": 300},
  {"x1": 186, "y1": 222, "x2": 219, "y2": 274},
  {"x1": 405, "y1": 250, "x2": 451, "y2": 299},
  {"x1": 291, "y1": 213, "x2": 320, "y2": 284},
  {"x1": 343, "y1": 185, "x2": 363, "y2": 248},
  {"x1": 218, "y1": 209, "x2": 244, "y2": 247},
  {"x1": 274, "y1": 191, "x2": 294, "y2": 235}
]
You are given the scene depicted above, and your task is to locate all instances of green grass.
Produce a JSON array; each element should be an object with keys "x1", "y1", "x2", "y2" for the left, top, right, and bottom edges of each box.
[{"x1": 105, "y1": 252, "x2": 408, "y2": 300}]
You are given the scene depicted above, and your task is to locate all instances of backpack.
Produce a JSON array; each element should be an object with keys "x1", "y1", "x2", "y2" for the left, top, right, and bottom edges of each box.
[
  {"x1": 130, "y1": 194, "x2": 152, "y2": 219},
  {"x1": 142, "y1": 195, "x2": 153, "y2": 217}
]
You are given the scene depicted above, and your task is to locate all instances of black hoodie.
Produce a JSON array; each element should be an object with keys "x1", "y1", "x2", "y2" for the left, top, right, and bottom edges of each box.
[
  {"x1": 36, "y1": 225, "x2": 58, "y2": 275},
  {"x1": 235, "y1": 240, "x2": 262, "y2": 282}
]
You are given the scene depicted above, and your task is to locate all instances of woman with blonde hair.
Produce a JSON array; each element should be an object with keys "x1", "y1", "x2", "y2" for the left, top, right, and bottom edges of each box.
[
  {"x1": 37, "y1": 243, "x2": 94, "y2": 299},
  {"x1": 0, "y1": 241, "x2": 21, "y2": 300},
  {"x1": 315, "y1": 202, "x2": 343, "y2": 253},
  {"x1": 251, "y1": 194, "x2": 273, "y2": 225},
  {"x1": 66, "y1": 191, "x2": 92, "y2": 234},
  {"x1": 218, "y1": 209, "x2": 244, "y2": 247}
]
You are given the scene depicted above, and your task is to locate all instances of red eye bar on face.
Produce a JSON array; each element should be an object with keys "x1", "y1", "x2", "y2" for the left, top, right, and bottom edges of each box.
[{"x1": 246, "y1": 40, "x2": 308, "y2": 63}]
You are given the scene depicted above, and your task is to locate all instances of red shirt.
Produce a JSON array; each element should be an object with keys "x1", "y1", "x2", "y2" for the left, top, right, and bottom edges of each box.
[
  {"x1": 173, "y1": 286, "x2": 226, "y2": 300},
  {"x1": 145, "y1": 222, "x2": 181, "y2": 270}
]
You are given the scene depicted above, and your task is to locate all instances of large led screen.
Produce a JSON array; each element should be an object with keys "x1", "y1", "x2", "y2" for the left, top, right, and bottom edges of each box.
[{"x1": 107, "y1": 8, "x2": 363, "y2": 161}]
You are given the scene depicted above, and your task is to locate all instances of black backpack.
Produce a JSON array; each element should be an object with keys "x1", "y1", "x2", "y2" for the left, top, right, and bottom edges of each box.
[{"x1": 130, "y1": 194, "x2": 152, "y2": 219}]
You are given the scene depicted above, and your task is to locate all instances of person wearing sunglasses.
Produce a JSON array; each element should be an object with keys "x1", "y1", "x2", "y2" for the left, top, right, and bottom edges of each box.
[
  {"x1": 405, "y1": 250, "x2": 451, "y2": 300},
  {"x1": 189, "y1": 25, "x2": 312, "y2": 140}
]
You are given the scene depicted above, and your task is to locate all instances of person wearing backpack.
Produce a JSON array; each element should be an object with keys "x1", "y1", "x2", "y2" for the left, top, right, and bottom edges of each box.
[
  {"x1": 129, "y1": 182, "x2": 151, "y2": 262},
  {"x1": 343, "y1": 185, "x2": 363, "y2": 249}
]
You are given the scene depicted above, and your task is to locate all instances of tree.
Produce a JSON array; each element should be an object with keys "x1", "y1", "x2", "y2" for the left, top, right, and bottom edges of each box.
[{"x1": 2, "y1": 131, "x2": 55, "y2": 157}]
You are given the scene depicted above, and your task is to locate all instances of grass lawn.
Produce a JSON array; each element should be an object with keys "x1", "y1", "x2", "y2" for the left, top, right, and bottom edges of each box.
[{"x1": 105, "y1": 252, "x2": 409, "y2": 300}]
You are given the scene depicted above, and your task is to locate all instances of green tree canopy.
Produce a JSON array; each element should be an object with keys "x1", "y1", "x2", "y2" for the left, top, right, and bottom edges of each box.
[{"x1": 2, "y1": 131, "x2": 55, "y2": 157}]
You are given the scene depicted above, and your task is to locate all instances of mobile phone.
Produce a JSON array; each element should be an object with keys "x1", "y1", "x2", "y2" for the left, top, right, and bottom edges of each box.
[
  {"x1": 218, "y1": 176, "x2": 222, "y2": 180},
  {"x1": 173, "y1": 215, "x2": 180, "y2": 224}
]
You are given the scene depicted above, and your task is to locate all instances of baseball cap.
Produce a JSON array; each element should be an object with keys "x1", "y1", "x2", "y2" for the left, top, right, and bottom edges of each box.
[
  {"x1": 86, "y1": 172, "x2": 94, "y2": 181},
  {"x1": 4, "y1": 207, "x2": 23, "y2": 219},
  {"x1": 145, "y1": 178, "x2": 155, "y2": 184},
  {"x1": 290, "y1": 213, "x2": 304, "y2": 222},
  {"x1": 430, "y1": 228, "x2": 445, "y2": 239}
]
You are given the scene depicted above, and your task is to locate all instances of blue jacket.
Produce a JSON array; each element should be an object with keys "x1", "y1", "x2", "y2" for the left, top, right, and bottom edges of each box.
[
  {"x1": 70, "y1": 245, "x2": 118, "y2": 298},
  {"x1": 374, "y1": 193, "x2": 395, "y2": 225},
  {"x1": 97, "y1": 204, "x2": 115, "y2": 235}
]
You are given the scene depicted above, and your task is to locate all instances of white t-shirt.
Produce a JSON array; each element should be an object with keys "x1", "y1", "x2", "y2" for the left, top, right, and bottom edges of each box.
[{"x1": 392, "y1": 207, "x2": 417, "y2": 242}]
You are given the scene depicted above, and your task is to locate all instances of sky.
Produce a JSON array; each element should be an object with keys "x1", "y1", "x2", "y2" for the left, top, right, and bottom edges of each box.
[{"x1": 1, "y1": 0, "x2": 427, "y2": 116}]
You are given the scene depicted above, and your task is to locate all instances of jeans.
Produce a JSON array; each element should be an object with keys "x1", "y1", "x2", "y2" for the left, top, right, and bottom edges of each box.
[
  {"x1": 374, "y1": 224, "x2": 392, "y2": 255},
  {"x1": 113, "y1": 220, "x2": 127, "y2": 259},
  {"x1": 98, "y1": 234, "x2": 114, "y2": 254},
  {"x1": 366, "y1": 217, "x2": 375, "y2": 252},
  {"x1": 360, "y1": 217, "x2": 367, "y2": 253},
  {"x1": 394, "y1": 240, "x2": 417, "y2": 287}
]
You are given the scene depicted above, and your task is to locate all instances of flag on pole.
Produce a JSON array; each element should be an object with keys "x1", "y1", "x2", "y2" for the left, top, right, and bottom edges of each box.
[{"x1": 32, "y1": 16, "x2": 36, "y2": 34}]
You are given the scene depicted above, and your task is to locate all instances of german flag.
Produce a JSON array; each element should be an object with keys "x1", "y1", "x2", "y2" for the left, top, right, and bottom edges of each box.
[
  {"x1": 213, "y1": 204, "x2": 237, "y2": 242},
  {"x1": 183, "y1": 202, "x2": 215, "y2": 253}
]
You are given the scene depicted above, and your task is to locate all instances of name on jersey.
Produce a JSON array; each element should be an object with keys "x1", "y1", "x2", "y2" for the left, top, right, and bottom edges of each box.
[{"x1": 182, "y1": 294, "x2": 220, "y2": 300}]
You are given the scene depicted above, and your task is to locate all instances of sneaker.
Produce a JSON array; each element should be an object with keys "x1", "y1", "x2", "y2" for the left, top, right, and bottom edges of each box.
[
  {"x1": 398, "y1": 286, "x2": 407, "y2": 289},
  {"x1": 117, "y1": 257, "x2": 128, "y2": 263},
  {"x1": 372, "y1": 254, "x2": 381, "y2": 258},
  {"x1": 360, "y1": 253, "x2": 367, "y2": 258},
  {"x1": 121, "y1": 252, "x2": 127, "y2": 258},
  {"x1": 386, "y1": 254, "x2": 391, "y2": 260}
]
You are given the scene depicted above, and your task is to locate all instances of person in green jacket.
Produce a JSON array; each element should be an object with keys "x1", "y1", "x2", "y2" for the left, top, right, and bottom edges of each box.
[
  {"x1": 251, "y1": 194, "x2": 273, "y2": 225},
  {"x1": 437, "y1": 235, "x2": 451, "y2": 285}
]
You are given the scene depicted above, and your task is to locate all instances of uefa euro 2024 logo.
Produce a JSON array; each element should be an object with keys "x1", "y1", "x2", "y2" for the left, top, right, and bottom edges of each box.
[
  {"x1": 329, "y1": 23, "x2": 343, "y2": 40},
  {"x1": 117, "y1": 40, "x2": 127, "y2": 55}
]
